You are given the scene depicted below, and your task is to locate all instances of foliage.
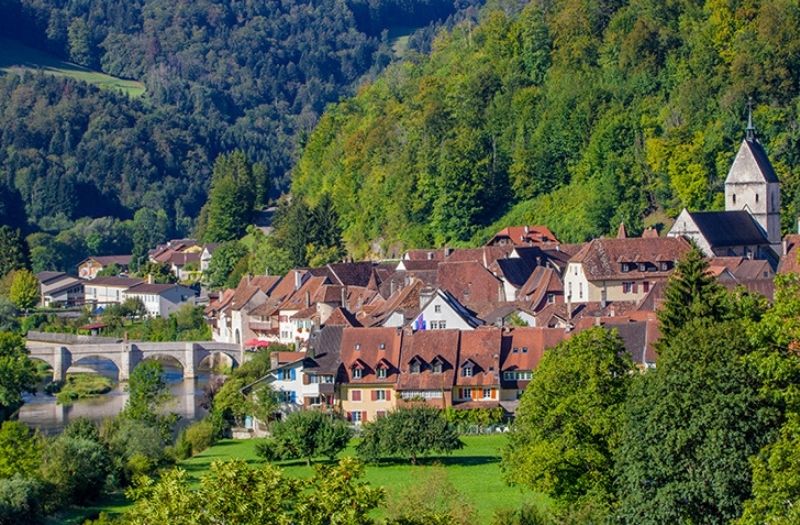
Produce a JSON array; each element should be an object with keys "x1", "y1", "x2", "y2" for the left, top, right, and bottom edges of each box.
[
  {"x1": 502, "y1": 328, "x2": 634, "y2": 508},
  {"x1": 357, "y1": 405, "x2": 463, "y2": 464},
  {"x1": 491, "y1": 505, "x2": 553, "y2": 525},
  {"x1": 205, "y1": 241, "x2": 248, "y2": 289},
  {"x1": 178, "y1": 419, "x2": 216, "y2": 457},
  {"x1": 40, "y1": 435, "x2": 111, "y2": 505},
  {"x1": 385, "y1": 465, "x2": 477, "y2": 525},
  {"x1": 199, "y1": 151, "x2": 257, "y2": 243},
  {"x1": 121, "y1": 360, "x2": 177, "y2": 440},
  {"x1": 102, "y1": 418, "x2": 170, "y2": 484},
  {"x1": 0, "y1": 475, "x2": 45, "y2": 525},
  {"x1": 0, "y1": 299, "x2": 18, "y2": 333},
  {"x1": 658, "y1": 247, "x2": 727, "y2": 340},
  {"x1": 0, "y1": 227, "x2": 28, "y2": 278},
  {"x1": 294, "y1": 0, "x2": 800, "y2": 255},
  {"x1": 0, "y1": 332, "x2": 37, "y2": 422},
  {"x1": 8, "y1": 269, "x2": 39, "y2": 310},
  {"x1": 55, "y1": 373, "x2": 114, "y2": 405},
  {"x1": 0, "y1": 421, "x2": 43, "y2": 479},
  {"x1": 123, "y1": 457, "x2": 383, "y2": 525},
  {"x1": 615, "y1": 320, "x2": 779, "y2": 524},
  {"x1": 136, "y1": 262, "x2": 177, "y2": 285},
  {"x1": 442, "y1": 406, "x2": 505, "y2": 432},
  {"x1": 130, "y1": 209, "x2": 170, "y2": 272},
  {"x1": 257, "y1": 410, "x2": 352, "y2": 465}
]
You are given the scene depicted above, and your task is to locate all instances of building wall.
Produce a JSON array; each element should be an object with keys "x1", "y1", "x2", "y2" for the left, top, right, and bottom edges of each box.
[
  {"x1": 279, "y1": 309, "x2": 298, "y2": 344},
  {"x1": 78, "y1": 261, "x2": 102, "y2": 280},
  {"x1": 564, "y1": 262, "x2": 591, "y2": 303},
  {"x1": 339, "y1": 384, "x2": 397, "y2": 424},
  {"x1": 412, "y1": 294, "x2": 476, "y2": 330},
  {"x1": 85, "y1": 285, "x2": 126, "y2": 306},
  {"x1": 452, "y1": 386, "x2": 499, "y2": 403}
]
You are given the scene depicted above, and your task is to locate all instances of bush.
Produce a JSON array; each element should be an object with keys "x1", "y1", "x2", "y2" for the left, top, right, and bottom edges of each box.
[
  {"x1": 40, "y1": 436, "x2": 110, "y2": 505},
  {"x1": 102, "y1": 418, "x2": 168, "y2": 484},
  {"x1": 0, "y1": 475, "x2": 45, "y2": 525},
  {"x1": 256, "y1": 411, "x2": 352, "y2": 465},
  {"x1": 491, "y1": 505, "x2": 553, "y2": 525},
  {"x1": 180, "y1": 419, "x2": 216, "y2": 456}
]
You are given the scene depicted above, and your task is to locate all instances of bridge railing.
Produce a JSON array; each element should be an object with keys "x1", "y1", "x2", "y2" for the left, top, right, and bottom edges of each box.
[{"x1": 26, "y1": 331, "x2": 122, "y2": 345}]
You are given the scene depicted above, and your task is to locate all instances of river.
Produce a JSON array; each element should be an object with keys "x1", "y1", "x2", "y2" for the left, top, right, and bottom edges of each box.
[{"x1": 18, "y1": 358, "x2": 216, "y2": 435}]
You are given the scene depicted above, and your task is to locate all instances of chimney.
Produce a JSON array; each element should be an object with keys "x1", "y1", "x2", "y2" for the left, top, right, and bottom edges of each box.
[
  {"x1": 294, "y1": 271, "x2": 302, "y2": 291},
  {"x1": 147, "y1": 273, "x2": 153, "y2": 284},
  {"x1": 305, "y1": 290, "x2": 311, "y2": 308},
  {"x1": 341, "y1": 286, "x2": 347, "y2": 308},
  {"x1": 444, "y1": 247, "x2": 453, "y2": 257},
  {"x1": 390, "y1": 279, "x2": 396, "y2": 296}
]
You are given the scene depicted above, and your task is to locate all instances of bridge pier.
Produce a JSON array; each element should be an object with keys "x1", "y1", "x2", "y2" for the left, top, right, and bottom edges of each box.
[
  {"x1": 52, "y1": 346, "x2": 71, "y2": 382},
  {"x1": 119, "y1": 343, "x2": 131, "y2": 382},
  {"x1": 184, "y1": 343, "x2": 196, "y2": 379}
]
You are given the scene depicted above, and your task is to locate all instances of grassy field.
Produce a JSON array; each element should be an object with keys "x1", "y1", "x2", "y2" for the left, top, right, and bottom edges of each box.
[
  {"x1": 55, "y1": 373, "x2": 114, "y2": 405},
  {"x1": 0, "y1": 38, "x2": 145, "y2": 97},
  {"x1": 56, "y1": 434, "x2": 546, "y2": 524}
]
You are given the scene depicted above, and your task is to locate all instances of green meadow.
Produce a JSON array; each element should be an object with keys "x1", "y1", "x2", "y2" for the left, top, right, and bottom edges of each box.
[
  {"x1": 57, "y1": 434, "x2": 546, "y2": 524},
  {"x1": 0, "y1": 38, "x2": 145, "y2": 97}
]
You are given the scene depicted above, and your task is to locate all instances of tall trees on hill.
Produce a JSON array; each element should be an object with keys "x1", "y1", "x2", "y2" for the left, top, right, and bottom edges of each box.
[{"x1": 0, "y1": 333, "x2": 36, "y2": 423}]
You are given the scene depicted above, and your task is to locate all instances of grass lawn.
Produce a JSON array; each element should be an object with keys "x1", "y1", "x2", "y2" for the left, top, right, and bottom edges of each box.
[
  {"x1": 184, "y1": 434, "x2": 547, "y2": 522},
  {"x1": 53, "y1": 434, "x2": 545, "y2": 524},
  {"x1": 0, "y1": 38, "x2": 145, "y2": 97}
]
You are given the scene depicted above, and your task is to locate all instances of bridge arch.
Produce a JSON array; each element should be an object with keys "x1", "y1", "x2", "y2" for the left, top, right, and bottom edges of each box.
[
  {"x1": 67, "y1": 355, "x2": 121, "y2": 381},
  {"x1": 197, "y1": 351, "x2": 237, "y2": 372}
]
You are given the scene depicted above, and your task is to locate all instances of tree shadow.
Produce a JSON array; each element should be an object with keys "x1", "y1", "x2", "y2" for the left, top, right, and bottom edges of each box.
[{"x1": 366, "y1": 455, "x2": 499, "y2": 467}]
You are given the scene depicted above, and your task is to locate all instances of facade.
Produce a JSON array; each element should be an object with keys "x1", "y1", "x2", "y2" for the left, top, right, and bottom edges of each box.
[
  {"x1": 338, "y1": 327, "x2": 402, "y2": 424},
  {"x1": 84, "y1": 276, "x2": 144, "y2": 310},
  {"x1": 409, "y1": 288, "x2": 482, "y2": 331},
  {"x1": 396, "y1": 330, "x2": 459, "y2": 407},
  {"x1": 452, "y1": 329, "x2": 502, "y2": 407},
  {"x1": 37, "y1": 272, "x2": 84, "y2": 307},
  {"x1": 78, "y1": 255, "x2": 132, "y2": 280},
  {"x1": 564, "y1": 237, "x2": 692, "y2": 304},
  {"x1": 499, "y1": 327, "x2": 565, "y2": 402},
  {"x1": 122, "y1": 283, "x2": 197, "y2": 318}
]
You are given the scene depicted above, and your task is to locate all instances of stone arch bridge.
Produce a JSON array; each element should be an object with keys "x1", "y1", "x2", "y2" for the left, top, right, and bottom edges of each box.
[{"x1": 26, "y1": 331, "x2": 245, "y2": 381}]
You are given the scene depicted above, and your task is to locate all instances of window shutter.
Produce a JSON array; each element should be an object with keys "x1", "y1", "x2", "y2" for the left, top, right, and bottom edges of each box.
[
  {"x1": 491, "y1": 389, "x2": 496, "y2": 399},
  {"x1": 290, "y1": 391, "x2": 296, "y2": 403},
  {"x1": 303, "y1": 373, "x2": 310, "y2": 385},
  {"x1": 361, "y1": 411, "x2": 368, "y2": 422},
  {"x1": 633, "y1": 282, "x2": 638, "y2": 294},
  {"x1": 346, "y1": 411, "x2": 352, "y2": 421},
  {"x1": 290, "y1": 368, "x2": 296, "y2": 381},
  {"x1": 371, "y1": 390, "x2": 377, "y2": 401},
  {"x1": 386, "y1": 389, "x2": 391, "y2": 401}
]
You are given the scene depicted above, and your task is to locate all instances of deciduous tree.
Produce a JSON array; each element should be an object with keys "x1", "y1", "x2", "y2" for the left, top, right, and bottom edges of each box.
[
  {"x1": 257, "y1": 410, "x2": 352, "y2": 465},
  {"x1": 0, "y1": 333, "x2": 36, "y2": 422},
  {"x1": 8, "y1": 270, "x2": 39, "y2": 311}
]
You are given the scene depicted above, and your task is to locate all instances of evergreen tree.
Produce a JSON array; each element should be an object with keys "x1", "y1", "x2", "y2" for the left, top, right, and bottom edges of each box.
[
  {"x1": 657, "y1": 247, "x2": 726, "y2": 341},
  {"x1": 201, "y1": 151, "x2": 258, "y2": 243},
  {"x1": 131, "y1": 209, "x2": 169, "y2": 272},
  {"x1": 0, "y1": 227, "x2": 28, "y2": 278}
]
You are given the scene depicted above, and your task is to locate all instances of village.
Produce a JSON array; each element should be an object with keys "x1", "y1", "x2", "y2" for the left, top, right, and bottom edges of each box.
[{"x1": 29, "y1": 125, "x2": 800, "y2": 432}]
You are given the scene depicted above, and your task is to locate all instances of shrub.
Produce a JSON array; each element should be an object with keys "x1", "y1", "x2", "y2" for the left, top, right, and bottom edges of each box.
[
  {"x1": 182, "y1": 419, "x2": 216, "y2": 456},
  {"x1": 102, "y1": 418, "x2": 168, "y2": 484},
  {"x1": 40, "y1": 436, "x2": 110, "y2": 505},
  {"x1": 0, "y1": 475, "x2": 45, "y2": 525}
]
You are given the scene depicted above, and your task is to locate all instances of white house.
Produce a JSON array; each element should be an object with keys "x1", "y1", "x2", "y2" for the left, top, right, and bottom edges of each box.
[
  {"x1": 37, "y1": 272, "x2": 84, "y2": 307},
  {"x1": 84, "y1": 276, "x2": 144, "y2": 311},
  {"x1": 122, "y1": 283, "x2": 197, "y2": 318},
  {"x1": 408, "y1": 288, "x2": 483, "y2": 331}
]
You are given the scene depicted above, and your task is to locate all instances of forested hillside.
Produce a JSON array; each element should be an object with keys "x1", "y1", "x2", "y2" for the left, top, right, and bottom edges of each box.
[
  {"x1": 293, "y1": 0, "x2": 800, "y2": 255},
  {"x1": 0, "y1": 0, "x2": 479, "y2": 245}
]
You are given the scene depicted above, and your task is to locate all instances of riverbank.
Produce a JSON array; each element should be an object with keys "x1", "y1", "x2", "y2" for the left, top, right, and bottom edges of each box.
[
  {"x1": 54, "y1": 373, "x2": 114, "y2": 405},
  {"x1": 55, "y1": 434, "x2": 547, "y2": 524}
]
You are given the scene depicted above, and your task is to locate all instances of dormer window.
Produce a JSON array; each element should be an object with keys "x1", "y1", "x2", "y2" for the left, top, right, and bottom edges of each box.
[
  {"x1": 376, "y1": 367, "x2": 387, "y2": 379},
  {"x1": 522, "y1": 347, "x2": 528, "y2": 353},
  {"x1": 660, "y1": 262, "x2": 669, "y2": 271},
  {"x1": 621, "y1": 263, "x2": 629, "y2": 273},
  {"x1": 410, "y1": 360, "x2": 421, "y2": 374},
  {"x1": 512, "y1": 347, "x2": 519, "y2": 354},
  {"x1": 638, "y1": 263, "x2": 646, "y2": 272},
  {"x1": 355, "y1": 343, "x2": 361, "y2": 350},
  {"x1": 432, "y1": 360, "x2": 443, "y2": 374},
  {"x1": 462, "y1": 364, "x2": 474, "y2": 377},
  {"x1": 352, "y1": 367, "x2": 362, "y2": 379},
  {"x1": 546, "y1": 293, "x2": 555, "y2": 304},
  {"x1": 379, "y1": 343, "x2": 385, "y2": 350}
]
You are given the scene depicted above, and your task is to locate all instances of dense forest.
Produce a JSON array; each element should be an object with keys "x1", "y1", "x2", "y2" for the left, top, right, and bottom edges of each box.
[
  {"x1": 0, "y1": 0, "x2": 480, "y2": 263},
  {"x1": 293, "y1": 0, "x2": 800, "y2": 255}
]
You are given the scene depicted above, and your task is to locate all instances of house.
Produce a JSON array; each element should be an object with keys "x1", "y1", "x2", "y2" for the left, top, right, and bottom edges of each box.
[
  {"x1": 277, "y1": 275, "x2": 328, "y2": 345},
  {"x1": 452, "y1": 329, "x2": 502, "y2": 409},
  {"x1": 492, "y1": 257, "x2": 537, "y2": 301},
  {"x1": 668, "y1": 120, "x2": 781, "y2": 261},
  {"x1": 516, "y1": 266, "x2": 563, "y2": 311},
  {"x1": 200, "y1": 244, "x2": 219, "y2": 272},
  {"x1": 396, "y1": 330, "x2": 460, "y2": 408},
  {"x1": 77, "y1": 255, "x2": 132, "y2": 280},
  {"x1": 779, "y1": 234, "x2": 800, "y2": 274},
  {"x1": 709, "y1": 257, "x2": 775, "y2": 299},
  {"x1": 409, "y1": 288, "x2": 483, "y2": 331},
  {"x1": 164, "y1": 251, "x2": 202, "y2": 281},
  {"x1": 122, "y1": 282, "x2": 197, "y2": 318},
  {"x1": 338, "y1": 327, "x2": 403, "y2": 424},
  {"x1": 37, "y1": 272, "x2": 84, "y2": 307},
  {"x1": 564, "y1": 237, "x2": 692, "y2": 304},
  {"x1": 303, "y1": 325, "x2": 344, "y2": 407},
  {"x1": 437, "y1": 260, "x2": 507, "y2": 311},
  {"x1": 84, "y1": 276, "x2": 144, "y2": 310},
  {"x1": 499, "y1": 327, "x2": 566, "y2": 404},
  {"x1": 228, "y1": 275, "x2": 282, "y2": 345},
  {"x1": 486, "y1": 225, "x2": 559, "y2": 247}
]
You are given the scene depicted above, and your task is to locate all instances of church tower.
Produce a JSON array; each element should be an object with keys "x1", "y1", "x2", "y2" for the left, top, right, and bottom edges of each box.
[{"x1": 724, "y1": 100, "x2": 781, "y2": 250}]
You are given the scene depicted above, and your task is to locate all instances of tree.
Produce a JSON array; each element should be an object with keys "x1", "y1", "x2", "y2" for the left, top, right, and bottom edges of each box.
[
  {"x1": 615, "y1": 320, "x2": 778, "y2": 524},
  {"x1": 200, "y1": 151, "x2": 257, "y2": 243},
  {"x1": 0, "y1": 475, "x2": 45, "y2": 525},
  {"x1": 40, "y1": 435, "x2": 111, "y2": 505},
  {"x1": 385, "y1": 466, "x2": 477, "y2": 525},
  {"x1": 67, "y1": 18, "x2": 94, "y2": 67},
  {"x1": 0, "y1": 227, "x2": 27, "y2": 279},
  {"x1": 122, "y1": 360, "x2": 175, "y2": 438},
  {"x1": 0, "y1": 332, "x2": 36, "y2": 422},
  {"x1": 257, "y1": 410, "x2": 352, "y2": 465},
  {"x1": 0, "y1": 299, "x2": 17, "y2": 333},
  {"x1": 205, "y1": 241, "x2": 248, "y2": 289},
  {"x1": 9, "y1": 270, "x2": 40, "y2": 310},
  {"x1": 248, "y1": 228, "x2": 294, "y2": 276},
  {"x1": 502, "y1": 328, "x2": 633, "y2": 508},
  {"x1": 657, "y1": 246, "x2": 727, "y2": 340},
  {"x1": 124, "y1": 457, "x2": 382, "y2": 525},
  {"x1": 137, "y1": 262, "x2": 177, "y2": 284},
  {"x1": 357, "y1": 405, "x2": 463, "y2": 465},
  {"x1": 130, "y1": 209, "x2": 169, "y2": 272},
  {"x1": 0, "y1": 421, "x2": 43, "y2": 479}
]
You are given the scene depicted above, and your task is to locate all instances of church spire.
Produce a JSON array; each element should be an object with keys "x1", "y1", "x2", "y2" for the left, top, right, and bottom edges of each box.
[{"x1": 746, "y1": 96, "x2": 756, "y2": 141}]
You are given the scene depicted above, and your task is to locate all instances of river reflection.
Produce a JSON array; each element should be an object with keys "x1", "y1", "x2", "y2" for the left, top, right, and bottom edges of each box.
[{"x1": 19, "y1": 358, "x2": 215, "y2": 435}]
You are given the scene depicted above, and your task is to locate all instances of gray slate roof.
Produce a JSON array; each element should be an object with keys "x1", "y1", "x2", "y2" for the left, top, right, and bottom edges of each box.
[
  {"x1": 688, "y1": 210, "x2": 769, "y2": 247},
  {"x1": 744, "y1": 138, "x2": 779, "y2": 183}
]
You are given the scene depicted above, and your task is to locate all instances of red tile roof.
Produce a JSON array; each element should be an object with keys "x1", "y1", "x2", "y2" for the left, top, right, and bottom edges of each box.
[
  {"x1": 456, "y1": 329, "x2": 502, "y2": 387},
  {"x1": 437, "y1": 261, "x2": 505, "y2": 310},
  {"x1": 487, "y1": 225, "x2": 559, "y2": 246},
  {"x1": 570, "y1": 237, "x2": 692, "y2": 281},
  {"x1": 500, "y1": 327, "x2": 566, "y2": 374},
  {"x1": 325, "y1": 307, "x2": 362, "y2": 327},
  {"x1": 779, "y1": 235, "x2": 800, "y2": 274},
  {"x1": 339, "y1": 327, "x2": 403, "y2": 384},
  {"x1": 397, "y1": 330, "x2": 460, "y2": 391}
]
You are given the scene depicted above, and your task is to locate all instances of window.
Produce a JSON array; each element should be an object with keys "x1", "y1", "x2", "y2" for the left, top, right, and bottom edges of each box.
[
  {"x1": 308, "y1": 396, "x2": 322, "y2": 406},
  {"x1": 756, "y1": 192, "x2": 759, "y2": 203},
  {"x1": 432, "y1": 361, "x2": 443, "y2": 374},
  {"x1": 547, "y1": 293, "x2": 555, "y2": 304},
  {"x1": 573, "y1": 265, "x2": 578, "y2": 275},
  {"x1": 643, "y1": 281, "x2": 650, "y2": 293},
  {"x1": 482, "y1": 388, "x2": 492, "y2": 399},
  {"x1": 375, "y1": 390, "x2": 387, "y2": 401},
  {"x1": 660, "y1": 262, "x2": 669, "y2": 271},
  {"x1": 354, "y1": 343, "x2": 361, "y2": 350},
  {"x1": 578, "y1": 283, "x2": 583, "y2": 299},
  {"x1": 460, "y1": 388, "x2": 473, "y2": 399},
  {"x1": 280, "y1": 391, "x2": 295, "y2": 403},
  {"x1": 377, "y1": 367, "x2": 387, "y2": 379},
  {"x1": 352, "y1": 367, "x2": 362, "y2": 379},
  {"x1": 429, "y1": 321, "x2": 438, "y2": 329},
  {"x1": 733, "y1": 193, "x2": 736, "y2": 204},
  {"x1": 410, "y1": 361, "x2": 421, "y2": 374},
  {"x1": 434, "y1": 304, "x2": 442, "y2": 313},
  {"x1": 462, "y1": 364, "x2": 473, "y2": 377},
  {"x1": 621, "y1": 263, "x2": 629, "y2": 273},
  {"x1": 522, "y1": 347, "x2": 528, "y2": 353},
  {"x1": 351, "y1": 390, "x2": 361, "y2": 401},
  {"x1": 350, "y1": 411, "x2": 362, "y2": 423},
  {"x1": 512, "y1": 347, "x2": 519, "y2": 354},
  {"x1": 638, "y1": 263, "x2": 646, "y2": 272},
  {"x1": 400, "y1": 390, "x2": 443, "y2": 400},
  {"x1": 379, "y1": 342, "x2": 385, "y2": 349},
  {"x1": 623, "y1": 282, "x2": 633, "y2": 294}
]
